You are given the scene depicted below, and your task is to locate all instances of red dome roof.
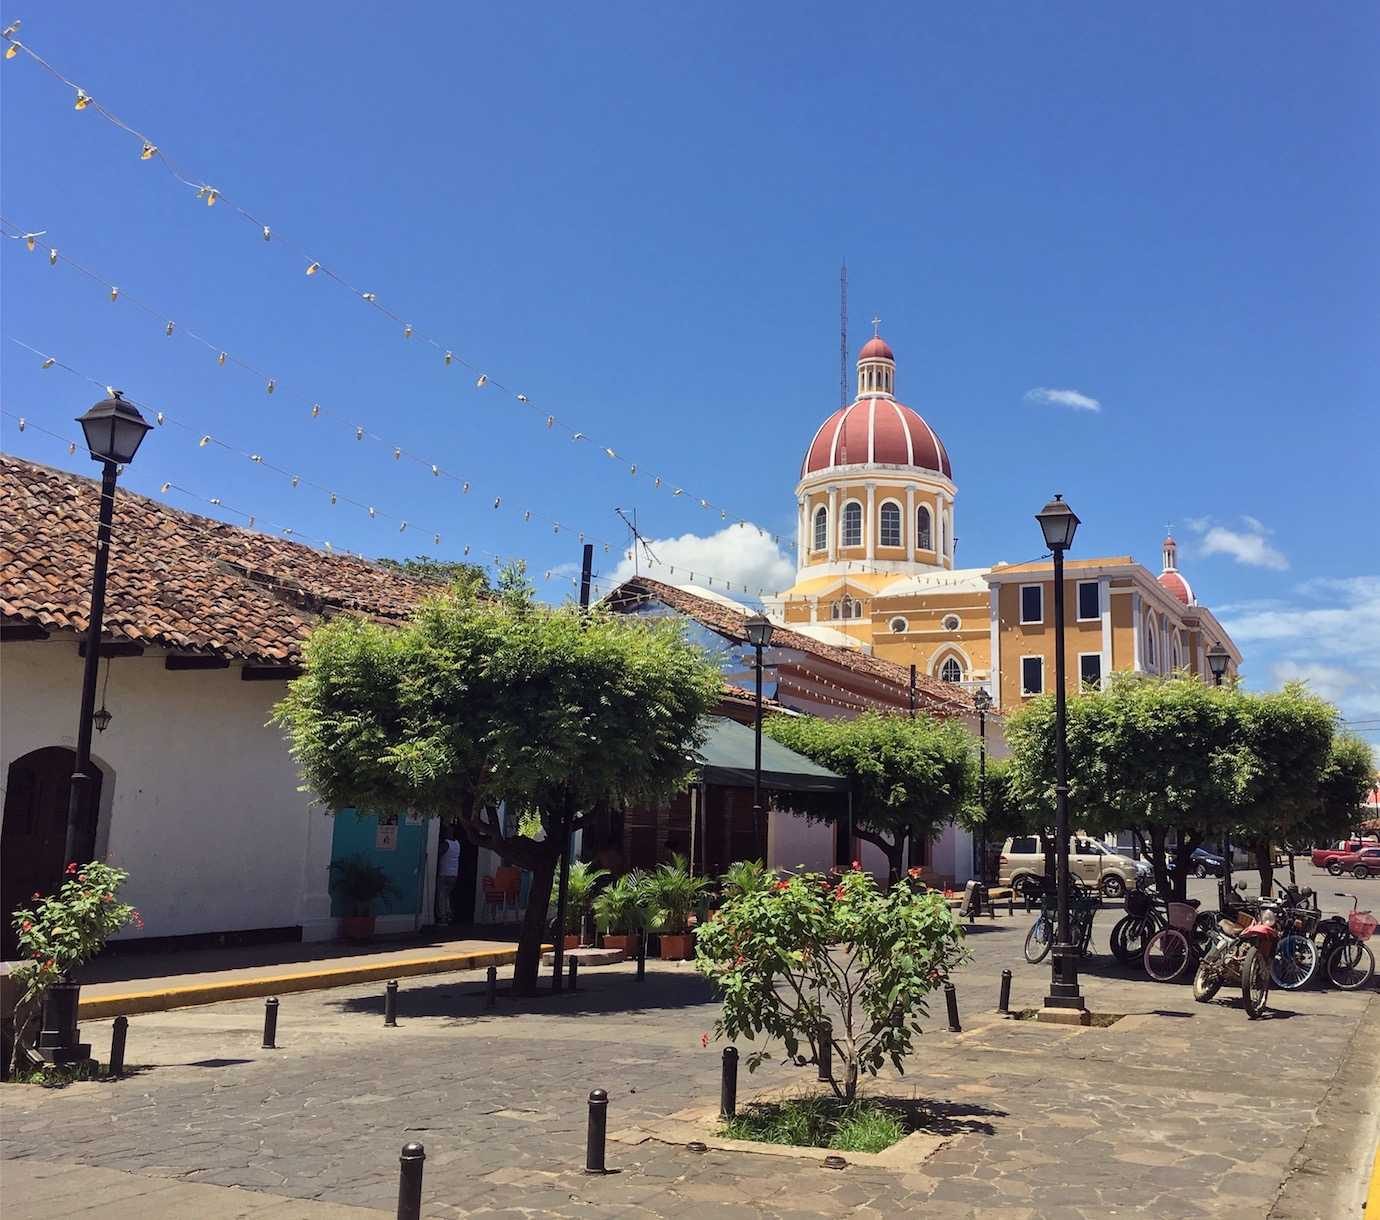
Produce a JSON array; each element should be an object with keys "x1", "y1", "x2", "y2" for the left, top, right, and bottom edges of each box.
[
  {"x1": 859, "y1": 336, "x2": 895, "y2": 361},
  {"x1": 802, "y1": 397, "x2": 952, "y2": 478},
  {"x1": 1157, "y1": 569, "x2": 1194, "y2": 606}
]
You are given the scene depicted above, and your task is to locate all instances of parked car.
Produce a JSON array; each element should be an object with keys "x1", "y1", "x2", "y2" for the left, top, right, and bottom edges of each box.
[
  {"x1": 1187, "y1": 847, "x2": 1225, "y2": 878},
  {"x1": 1311, "y1": 839, "x2": 1380, "y2": 870},
  {"x1": 1326, "y1": 847, "x2": 1380, "y2": 879},
  {"x1": 998, "y1": 835, "x2": 1149, "y2": 898}
]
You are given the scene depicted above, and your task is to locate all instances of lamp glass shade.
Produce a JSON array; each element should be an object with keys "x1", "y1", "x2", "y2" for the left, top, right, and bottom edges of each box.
[
  {"x1": 1035, "y1": 494, "x2": 1080, "y2": 551},
  {"x1": 77, "y1": 393, "x2": 153, "y2": 465},
  {"x1": 1206, "y1": 644, "x2": 1230, "y2": 678},
  {"x1": 972, "y1": 687, "x2": 993, "y2": 712},
  {"x1": 743, "y1": 613, "x2": 774, "y2": 649},
  {"x1": 92, "y1": 706, "x2": 113, "y2": 733}
]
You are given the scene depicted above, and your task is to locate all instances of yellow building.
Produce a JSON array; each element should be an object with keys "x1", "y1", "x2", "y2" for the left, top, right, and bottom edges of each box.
[{"x1": 765, "y1": 334, "x2": 1242, "y2": 711}]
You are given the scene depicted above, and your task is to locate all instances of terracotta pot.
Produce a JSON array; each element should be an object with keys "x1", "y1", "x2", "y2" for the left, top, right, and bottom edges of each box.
[
  {"x1": 658, "y1": 932, "x2": 693, "y2": 961},
  {"x1": 563, "y1": 934, "x2": 580, "y2": 950},
  {"x1": 340, "y1": 915, "x2": 376, "y2": 942},
  {"x1": 601, "y1": 933, "x2": 632, "y2": 953}
]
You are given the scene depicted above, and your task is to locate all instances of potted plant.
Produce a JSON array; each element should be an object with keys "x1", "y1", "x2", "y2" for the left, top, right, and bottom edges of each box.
[
  {"x1": 591, "y1": 871, "x2": 649, "y2": 954},
  {"x1": 549, "y1": 861, "x2": 610, "y2": 948},
  {"x1": 329, "y1": 855, "x2": 397, "y2": 942},
  {"x1": 646, "y1": 853, "x2": 712, "y2": 960}
]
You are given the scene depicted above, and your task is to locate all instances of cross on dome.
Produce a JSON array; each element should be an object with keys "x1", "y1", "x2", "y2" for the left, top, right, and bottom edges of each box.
[{"x1": 871, "y1": 315, "x2": 882, "y2": 336}]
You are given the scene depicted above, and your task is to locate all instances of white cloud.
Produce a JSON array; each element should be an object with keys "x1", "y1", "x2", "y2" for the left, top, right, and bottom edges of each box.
[
  {"x1": 1270, "y1": 661, "x2": 1358, "y2": 705},
  {"x1": 604, "y1": 522, "x2": 794, "y2": 600},
  {"x1": 1187, "y1": 516, "x2": 1288, "y2": 571},
  {"x1": 1024, "y1": 387, "x2": 1101, "y2": 412}
]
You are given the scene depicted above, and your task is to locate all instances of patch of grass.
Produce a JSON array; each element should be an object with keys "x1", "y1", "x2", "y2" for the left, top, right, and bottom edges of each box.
[
  {"x1": 6, "y1": 1060, "x2": 106, "y2": 1088},
  {"x1": 719, "y1": 1097, "x2": 908, "y2": 1154}
]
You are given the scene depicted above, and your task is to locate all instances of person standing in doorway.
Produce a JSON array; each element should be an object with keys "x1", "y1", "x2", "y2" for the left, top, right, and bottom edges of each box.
[{"x1": 436, "y1": 830, "x2": 460, "y2": 925}]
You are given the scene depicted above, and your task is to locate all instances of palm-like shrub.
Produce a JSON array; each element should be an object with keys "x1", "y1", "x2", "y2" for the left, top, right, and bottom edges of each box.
[
  {"x1": 591, "y1": 871, "x2": 650, "y2": 936},
  {"x1": 549, "y1": 860, "x2": 610, "y2": 933},
  {"x1": 721, "y1": 859, "x2": 772, "y2": 899},
  {"x1": 645, "y1": 853, "x2": 712, "y2": 935}
]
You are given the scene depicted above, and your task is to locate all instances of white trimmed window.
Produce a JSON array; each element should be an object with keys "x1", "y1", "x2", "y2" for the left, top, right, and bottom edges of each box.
[
  {"x1": 879, "y1": 502, "x2": 902, "y2": 548},
  {"x1": 939, "y1": 656, "x2": 965, "y2": 683},
  {"x1": 841, "y1": 501, "x2": 863, "y2": 548},
  {"x1": 812, "y1": 506, "x2": 828, "y2": 552},
  {"x1": 1079, "y1": 653, "x2": 1103, "y2": 689},
  {"x1": 1144, "y1": 623, "x2": 1157, "y2": 669},
  {"x1": 1077, "y1": 581, "x2": 1100, "y2": 622},
  {"x1": 916, "y1": 505, "x2": 932, "y2": 550},
  {"x1": 942, "y1": 613, "x2": 961, "y2": 632},
  {"x1": 1021, "y1": 655, "x2": 1045, "y2": 696},
  {"x1": 889, "y1": 616, "x2": 908, "y2": 634},
  {"x1": 1020, "y1": 584, "x2": 1043, "y2": 624}
]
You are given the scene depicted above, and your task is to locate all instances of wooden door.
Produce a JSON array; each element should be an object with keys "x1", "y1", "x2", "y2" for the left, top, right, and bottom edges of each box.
[{"x1": 2, "y1": 748, "x2": 101, "y2": 959}]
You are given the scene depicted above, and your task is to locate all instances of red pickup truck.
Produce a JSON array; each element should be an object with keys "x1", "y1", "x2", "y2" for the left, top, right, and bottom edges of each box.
[{"x1": 1313, "y1": 839, "x2": 1380, "y2": 872}]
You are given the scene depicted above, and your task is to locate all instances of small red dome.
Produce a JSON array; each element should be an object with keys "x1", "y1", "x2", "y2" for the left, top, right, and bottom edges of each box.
[
  {"x1": 1158, "y1": 570, "x2": 1194, "y2": 606},
  {"x1": 802, "y1": 397, "x2": 951, "y2": 478},
  {"x1": 859, "y1": 336, "x2": 894, "y2": 361}
]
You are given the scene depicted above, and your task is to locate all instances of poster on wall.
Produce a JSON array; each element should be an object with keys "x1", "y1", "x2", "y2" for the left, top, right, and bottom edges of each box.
[{"x1": 376, "y1": 814, "x2": 399, "y2": 851}]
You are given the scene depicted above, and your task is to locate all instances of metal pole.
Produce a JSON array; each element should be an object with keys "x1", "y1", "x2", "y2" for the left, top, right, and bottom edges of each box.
[
  {"x1": 108, "y1": 1015, "x2": 128, "y2": 1078},
  {"x1": 64, "y1": 459, "x2": 118, "y2": 869},
  {"x1": 1045, "y1": 545, "x2": 1085, "y2": 1014},
  {"x1": 261, "y1": 997, "x2": 279, "y2": 1049},
  {"x1": 384, "y1": 980, "x2": 398, "y2": 1026},
  {"x1": 720, "y1": 1046, "x2": 738, "y2": 1119},
  {"x1": 568, "y1": 956, "x2": 578, "y2": 992},
  {"x1": 585, "y1": 1089, "x2": 608, "y2": 1173},
  {"x1": 1212, "y1": 667, "x2": 1233, "y2": 907},
  {"x1": 635, "y1": 931, "x2": 646, "y2": 982},
  {"x1": 396, "y1": 1142, "x2": 425, "y2": 1220},
  {"x1": 752, "y1": 640, "x2": 764, "y2": 858},
  {"x1": 817, "y1": 1018, "x2": 832, "y2": 1082},
  {"x1": 998, "y1": 969, "x2": 1012, "y2": 1014},
  {"x1": 908, "y1": 664, "x2": 917, "y2": 718},
  {"x1": 486, "y1": 964, "x2": 497, "y2": 1008},
  {"x1": 978, "y1": 706, "x2": 987, "y2": 884},
  {"x1": 944, "y1": 982, "x2": 961, "y2": 1032}
]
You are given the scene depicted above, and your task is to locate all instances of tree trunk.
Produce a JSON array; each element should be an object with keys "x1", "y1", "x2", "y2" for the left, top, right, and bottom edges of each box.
[
  {"x1": 511, "y1": 848, "x2": 559, "y2": 995},
  {"x1": 1148, "y1": 825, "x2": 1171, "y2": 897},
  {"x1": 1252, "y1": 840, "x2": 1274, "y2": 897}
]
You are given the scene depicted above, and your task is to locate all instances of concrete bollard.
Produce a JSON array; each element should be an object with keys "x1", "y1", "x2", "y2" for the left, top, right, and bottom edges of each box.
[
  {"x1": 817, "y1": 1018, "x2": 833, "y2": 1082},
  {"x1": 585, "y1": 1089, "x2": 609, "y2": 1174},
  {"x1": 720, "y1": 1046, "x2": 739, "y2": 1120},
  {"x1": 262, "y1": 998, "x2": 279, "y2": 1049},
  {"x1": 944, "y1": 982, "x2": 961, "y2": 1033},
  {"x1": 108, "y1": 1015, "x2": 128, "y2": 1079},
  {"x1": 1008, "y1": 893, "x2": 1014, "y2": 918},
  {"x1": 568, "y1": 956, "x2": 579, "y2": 993},
  {"x1": 636, "y1": 933, "x2": 646, "y2": 982},
  {"x1": 486, "y1": 964, "x2": 497, "y2": 1008},
  {"x1": 396, "y1": 1141, "x2": 425, "y2": 1220},
  {"x1": 384, "y1": 980, "x2": 399, "y2": 1027},
  {"x1": 998, "y1": 969, "x2": 1012, "y2": 1014}
]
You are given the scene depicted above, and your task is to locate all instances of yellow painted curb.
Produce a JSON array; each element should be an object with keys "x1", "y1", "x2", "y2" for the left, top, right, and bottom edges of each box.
[
  {"x1": 1366, "y1": 1136, "x2": 1380, "y2": 1215},
  {"x1": 77, "y1": 945, "x2": 542, "y2": 1019}
]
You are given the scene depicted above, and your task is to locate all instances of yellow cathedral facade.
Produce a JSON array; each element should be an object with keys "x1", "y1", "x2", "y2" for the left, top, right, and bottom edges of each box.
[{"x1": 763, "y1": 332, "x2": 1242, "y2": 712}]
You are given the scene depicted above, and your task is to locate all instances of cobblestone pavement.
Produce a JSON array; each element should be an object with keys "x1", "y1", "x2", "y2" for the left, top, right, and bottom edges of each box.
[{"x1": 3, "y1": 880, "x2": 1378, "y2": 1218}]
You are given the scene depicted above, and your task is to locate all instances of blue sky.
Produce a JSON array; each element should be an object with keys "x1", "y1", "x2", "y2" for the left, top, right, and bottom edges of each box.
[{"x1": 1, "y1": 4, "x2": 1376, "y2": 733}]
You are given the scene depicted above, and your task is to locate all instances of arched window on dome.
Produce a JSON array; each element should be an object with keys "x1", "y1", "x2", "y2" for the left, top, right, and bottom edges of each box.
[
  {"x1": 1171, "y1": 630, "x2": 1182, "y2": 671},
  {"x1": 830, "y1": 597, "x2": 863, "y2": 621},
  {"x1": 879, "y1": 502, "x2": 902, "y2": 548},
  {"x1": 1144, "y1": 621, "x2": 1157, "y2": 671},
  {"x1": 841, "y1": 501, "x2": 863, "y2": 548},
  {"x1": 812, "y1": 506, "x2": 828, "y2": 553},
  {"x1": 916, "y1": 505, "x2": 933, "y2": 551},
  {"x1": 939, "y1": 656, "x2": 965, "y2": 684}
]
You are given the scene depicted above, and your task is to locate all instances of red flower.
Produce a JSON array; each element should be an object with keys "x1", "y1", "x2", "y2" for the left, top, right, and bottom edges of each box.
[
  {"x1": 31, "y1": 892, "x2": 41, "y2": 901},
  {"x1": 65, "y1": 862, "x2": 78, "y2": 875},
  {"x1": 700, "y1": 1032, "x2": 710, "y2": 1048},
  {"x1": 908, "y1": 867, "x2": 922, "y2": 879},
  {"x1": 851, "y1": 860, "x2": 861, "y2": 871},
  {"x1": 20, "y1": 921, "x2": 32, "y2": 932},
  {"x1": 774, "y1": 879, "x2": 791, "y2": 891},
  {"x1": 131, "y1": 911, "x2": 145, "y2": 930}
]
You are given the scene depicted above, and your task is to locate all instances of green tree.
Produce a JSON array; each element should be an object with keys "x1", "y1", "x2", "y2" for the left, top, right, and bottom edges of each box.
[
  {"x1": 272, "y1": 577, "x2": 721, "y2": 991},
  {"x1": 762, "y1": 712, "x2": 978, "y2": 882},
  {"x1": 375, "y1": 554, "x2": 492, "y2": 597}
]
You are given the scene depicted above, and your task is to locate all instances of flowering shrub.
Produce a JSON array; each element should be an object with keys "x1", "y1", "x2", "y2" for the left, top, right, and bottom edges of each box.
[
  {"x1": 695, "y1": 865, "x2": 968, "y2": 1100},
  {"x1": 8, "y1": 862, "x2": 139, "y2": 1072}
]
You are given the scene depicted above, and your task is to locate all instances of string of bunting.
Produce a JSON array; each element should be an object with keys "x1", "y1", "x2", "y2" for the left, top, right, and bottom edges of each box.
[
  {"x1": 0, "y1": 220, "x2": 785, "y2": 600},
  {"x1": 0, "y1": 22, "x2": 795, "y2": 553}
]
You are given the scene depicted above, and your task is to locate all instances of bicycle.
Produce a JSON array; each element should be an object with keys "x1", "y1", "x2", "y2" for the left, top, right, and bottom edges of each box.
[
  {"x1": 1270, "y1": 887, "x2": 1320, "y2": 991},
  {"x1": 1110, "y1": 884, "x2": 1165, "y2": 965},
  {"x1": 1143, "y1": 899, "x2": 1203, "y2": 982},
  {"x1": 1023, "y1": 880, "x2": 1099, "y2": 965},
  {"x1": 1316, "y1": 893, "x2": 1377, "y2": 990}
]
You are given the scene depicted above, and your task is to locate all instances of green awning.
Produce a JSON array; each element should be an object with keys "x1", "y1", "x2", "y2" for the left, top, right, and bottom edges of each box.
[{"x1": 694, "y1": 716, "x2": 849, "y2": 793}]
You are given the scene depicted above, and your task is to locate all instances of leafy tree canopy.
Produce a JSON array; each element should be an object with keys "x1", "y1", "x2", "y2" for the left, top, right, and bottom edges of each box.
[{"x1": 375, "y1": 554, "x2": 492, "y2": 598}]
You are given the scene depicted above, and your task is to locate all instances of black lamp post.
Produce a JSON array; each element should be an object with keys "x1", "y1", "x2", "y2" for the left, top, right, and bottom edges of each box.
[
  {"x1": 1206, "y1": 641, "x2": 1232, "y2": 900},
  {"x1": 1035, "y1": 494, "x2": 1087, "y2": 1022},
  {"x1": 744, "y1": 614, "x2": 774, "y2": 862},
  {"x1": 38, "y1": 392, "x2": 151, "y2": 1066},
  {"x1": 973, "y1": 686, "x2": 993, "y2": 883}
]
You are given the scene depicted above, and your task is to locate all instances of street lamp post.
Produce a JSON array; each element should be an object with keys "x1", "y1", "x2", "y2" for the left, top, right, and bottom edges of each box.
[
  {"x1": 1206, "y1": 642, "x2": 1232, "y2": 902},
  {"x1": 38, "y1": 392, "x2": 151, "y2": 1066},
  {"x1": 744, "y1": 614, "x2": 774, "y2": 862},
  {"x1": 973, "y1": 687, "x2": 993, "y2": 883},
  {"x1": 1035, "y1": 494, "x2": 1087, "y2": 1023}
]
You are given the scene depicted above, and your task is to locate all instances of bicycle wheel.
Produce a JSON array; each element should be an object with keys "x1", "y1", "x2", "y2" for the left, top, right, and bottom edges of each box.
[
  {"x1": 1327, "y1": 941, "x2": 1376, "y2": 991},
  {"x1": 1270, "y1": 934, "x2": 1317, "y2": 991},
  {"x1": 1192, "y1": 957, "x2": 1222, "y2": 1002},
  {"x1": 1144, "y1": 928, "x2": 1191, "y2": 981},
  {"x1": 1112, "y1": 916, "x2": 1152, "y2": 965},
  {"x1": 1023, "y1": 915, "x2": 1052, "y2": 964},
  {"x1": 1242, "y1": 945, "x2": 1270, "y2": 1018}
]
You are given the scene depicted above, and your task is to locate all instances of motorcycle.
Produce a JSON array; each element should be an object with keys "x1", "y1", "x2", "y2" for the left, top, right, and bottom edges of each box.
[{"x1": 1192, "y1": 884, "x2": 1283, "y2": 1019}]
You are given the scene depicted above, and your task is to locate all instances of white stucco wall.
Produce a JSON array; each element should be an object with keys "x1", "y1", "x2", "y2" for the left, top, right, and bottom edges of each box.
[
  {"x1": 766, "y1": 809, "x2": 835, "y2": 873},
  {"x1": 1, "y1": 639, "x2": 335, "y2": 942}
]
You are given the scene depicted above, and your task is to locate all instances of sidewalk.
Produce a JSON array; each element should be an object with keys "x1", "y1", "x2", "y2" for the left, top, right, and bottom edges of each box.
[{"x1": 70, "y1": 928, "x2": 529, "y2": 1019}]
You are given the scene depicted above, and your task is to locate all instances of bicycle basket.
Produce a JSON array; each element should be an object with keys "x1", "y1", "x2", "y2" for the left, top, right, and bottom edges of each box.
[
  {"x1": 1348, "y1": 910, "x2": 1377, "y2": 942},
  {"x1": 1124, "y1": 890, "x2": 1152, "y2": 918},
  {"x1": 1166, "y1": 902, "x2": 1198, "y2": 933}
]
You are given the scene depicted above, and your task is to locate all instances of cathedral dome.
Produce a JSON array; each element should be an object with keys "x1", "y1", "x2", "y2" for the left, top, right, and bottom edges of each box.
[
  {"x1": 1157, "y1": 536, "x2": 1195, "y2": 605},
  {"x1": 801, "y1": 334, "x2": 951, "y2": 478}
]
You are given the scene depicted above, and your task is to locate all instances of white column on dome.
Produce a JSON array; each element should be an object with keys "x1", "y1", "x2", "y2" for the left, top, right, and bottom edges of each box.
[
  {"x1": 865, "y1": 483, "x2": 876, "y2": 562},
  {"x1": 827, "y1": 485, "x2": 839, "y2": 561},
  {"x1": 796, "y1": 500, "x2": 806, "y2": 573},
  {"x1": 906, "y1": 486, "x2": 916, "y2": 563},
  {"x1": 935, "y1": 496, "x2": 945, "y2": 562}
]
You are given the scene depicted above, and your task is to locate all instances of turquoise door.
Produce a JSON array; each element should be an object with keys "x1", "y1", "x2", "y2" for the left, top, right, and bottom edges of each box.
[{"x1": 330, "y1": 809, "x2": 428, "y2": 917}]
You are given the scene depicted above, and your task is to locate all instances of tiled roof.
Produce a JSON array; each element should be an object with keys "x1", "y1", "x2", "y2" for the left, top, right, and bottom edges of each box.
[
  {"x1": 1, "y1": 454, "x2": 434, "y2": 665},
  {"x1": 604, "y1": 575, "x2": 971, "y2": 715}
]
